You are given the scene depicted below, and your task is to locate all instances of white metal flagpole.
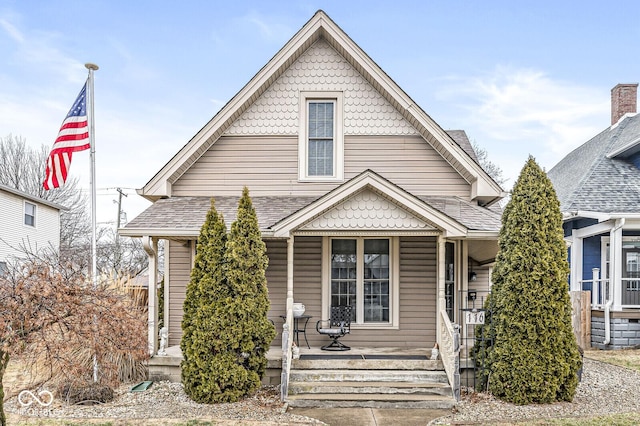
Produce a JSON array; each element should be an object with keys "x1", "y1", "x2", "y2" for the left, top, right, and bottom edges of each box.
[{"x1": 85, "y1": 62, "x2": 99, "y2": 382}]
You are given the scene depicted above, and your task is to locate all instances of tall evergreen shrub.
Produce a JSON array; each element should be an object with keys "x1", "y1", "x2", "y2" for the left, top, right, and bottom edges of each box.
[
  {"x1": 180, "y1": 199, "x2": 229, "y2": 402},
  {"x1": 475, "y1": 156, "x2": 582, "y2": 404},
  {"x1": 180, "y1": 190, "x2": 276, "y2": 403},
  {"x1": 218, "y1": 187, "x2": 276, "y2": 398}
]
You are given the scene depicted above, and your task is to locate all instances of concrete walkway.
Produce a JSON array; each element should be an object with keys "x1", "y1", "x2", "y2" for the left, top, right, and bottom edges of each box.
[{"x1": 288, "y1": 407, "x2": 450, "y2": 426}]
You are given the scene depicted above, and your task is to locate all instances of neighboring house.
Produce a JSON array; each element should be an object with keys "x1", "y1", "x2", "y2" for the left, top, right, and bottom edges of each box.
[
  {"x1": 548, "y1": 83, "x2": 640, "y2": 349},
  {"x1": 121, "y1": 10, "x2": 504, "y2": 394},
  {"x1": 0, "y1": 183, "x2": 63, "y2": 273}
]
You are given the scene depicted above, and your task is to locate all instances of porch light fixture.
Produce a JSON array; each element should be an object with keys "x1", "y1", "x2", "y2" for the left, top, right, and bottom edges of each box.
[{"x1": 469, "y1": 271, "x2": 477, "y2": 282}]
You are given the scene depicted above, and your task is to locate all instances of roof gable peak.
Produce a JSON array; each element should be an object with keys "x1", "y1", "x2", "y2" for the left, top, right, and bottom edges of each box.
[{"x1": 138, "y1": 11, "x2": 502, "y2": 204}]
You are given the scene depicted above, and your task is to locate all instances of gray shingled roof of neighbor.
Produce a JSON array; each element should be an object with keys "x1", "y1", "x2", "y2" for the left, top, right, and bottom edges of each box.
[
  {"x1": 548, "y1": 114, "x2": 640, "y2": 213},
  {"x1": 446, "y1": 130, "x2": 479, "y2": 163},
  {"x1": 124, "y1": 194, "x2": 502, "y2": 236}
]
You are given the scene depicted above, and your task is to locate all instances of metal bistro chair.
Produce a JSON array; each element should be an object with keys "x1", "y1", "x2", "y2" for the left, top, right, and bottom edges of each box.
[{"x1": 316, "y1": 305, "x2": 352, "y2": 351}]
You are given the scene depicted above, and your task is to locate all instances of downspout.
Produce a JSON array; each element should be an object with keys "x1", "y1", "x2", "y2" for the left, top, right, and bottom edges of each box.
[
  {"x1": 143, "y1": 236, "x2": 158, "y2": 357},
  {"x1": 604, "y1": 218, "x2": 625, "y2": 345}
]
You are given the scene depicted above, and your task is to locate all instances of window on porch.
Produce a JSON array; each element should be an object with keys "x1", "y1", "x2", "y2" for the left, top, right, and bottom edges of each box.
[
  {"x1": 330, "y1": 238, "x2": 391, "y2": 324},
  {"x1": 603, "y1": 239, "x2": 640, "y2": 307}
]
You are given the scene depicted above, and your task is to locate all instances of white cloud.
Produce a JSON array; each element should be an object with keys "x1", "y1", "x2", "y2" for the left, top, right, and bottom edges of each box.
[
  {"x1": 0, "y1": 17, "x2": 24, "y2": 43},
  {"x1": 438, "y1": 66, "x2": 610, "y2": 186}
]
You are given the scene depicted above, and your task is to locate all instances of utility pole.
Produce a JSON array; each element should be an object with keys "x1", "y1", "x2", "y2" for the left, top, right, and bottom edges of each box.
[{"x1": 115, "y1": 188, "x2": 128, "y2": 229}]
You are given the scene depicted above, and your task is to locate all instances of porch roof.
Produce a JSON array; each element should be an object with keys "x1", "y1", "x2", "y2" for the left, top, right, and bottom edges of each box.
[{"x1": 120, "y1": 194, "x2": 501, "y2": 239}]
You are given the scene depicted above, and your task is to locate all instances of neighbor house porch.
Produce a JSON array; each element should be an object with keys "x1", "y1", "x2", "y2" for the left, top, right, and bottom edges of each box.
[{"x1": 566, "y1": 216, "x2": 640, "y2": 348}]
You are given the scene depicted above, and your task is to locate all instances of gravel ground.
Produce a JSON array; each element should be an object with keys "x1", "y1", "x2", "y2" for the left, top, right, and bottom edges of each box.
[
  {"x1": 5, "y1": 383, "x2": 324, "y2": 425},
  {"x1": 6, "y1": 357, "x2": 640, "y2": 425},
  {"x1": 435, "y1": 357, "x2": 640, "y2": 424}
]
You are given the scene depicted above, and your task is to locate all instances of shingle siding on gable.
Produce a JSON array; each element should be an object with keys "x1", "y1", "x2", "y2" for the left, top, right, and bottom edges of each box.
[{"x1": 225, "y1": 40, "x2": 418, "y2": 137}]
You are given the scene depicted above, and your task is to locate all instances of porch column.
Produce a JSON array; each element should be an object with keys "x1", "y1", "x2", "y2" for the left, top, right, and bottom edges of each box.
[
  {"x1": 569, "y1": 236, "x2": 583, "y2": 292},
  {"x1": 143, "y1": 236, "x2": 159, "y2": 357},
  {"x1": 286, "y1": 236, "x2": 295, "y2": 336},
  {"x1": 611, "y1": 219, "x2": 624, "y2": 311},
  {"x1": 437, "y1": 235, "x2": 446, "y2": 344}
]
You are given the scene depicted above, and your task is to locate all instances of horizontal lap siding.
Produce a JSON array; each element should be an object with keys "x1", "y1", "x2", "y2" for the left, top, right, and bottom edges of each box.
[
  {"x1": 335, "y1": 236, "x2": 436, "y2": 348},
  {"x1": 292, "y1": 237, "x2": 324, "y2": 348},
  {"x1": 168, "y1": 240, "x2": 192, "y2": 347},
  {"x1": 173, "y1": 135, "x2": 470, "y2": 197},
  {"x1": 166, "y1": 238, "x2": 312, "y2": 348},
  {"x1": 345, "y1": 137, "x2": 469, "y2": 196},
  {"x1": 167, "y1": 236, "x2": 436, "y2": 349},
  {"x1": 266, "y1": 240, "x2": 287, "y2": 347}
]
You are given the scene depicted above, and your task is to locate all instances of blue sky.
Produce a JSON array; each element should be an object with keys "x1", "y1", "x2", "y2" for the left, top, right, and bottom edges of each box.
[{"x1": 1, "y1": 1, "x2": 639, "y2": 224}]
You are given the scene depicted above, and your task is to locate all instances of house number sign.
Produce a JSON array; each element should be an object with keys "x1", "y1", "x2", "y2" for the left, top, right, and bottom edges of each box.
[{"x1": 465, "y1": 310, "x2": 485, "y2": 325}]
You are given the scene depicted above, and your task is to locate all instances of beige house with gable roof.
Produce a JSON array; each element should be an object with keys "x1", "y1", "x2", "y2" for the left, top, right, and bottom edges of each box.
[{"x1": 121, "y1": 10, "x2": 504, "y2": 406}]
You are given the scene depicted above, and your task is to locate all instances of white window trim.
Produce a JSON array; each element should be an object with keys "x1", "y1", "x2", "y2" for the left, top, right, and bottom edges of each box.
[
  {"x1": 601, "y1": 236, "x2": 640, "y2": 275},
  {"x1": 298, "y1": 91, "x2": 344, "y2": 182},
  {"x1": 321, "y1": 236, "x2": 400, "y2": 330},
  {"x1": 24, "y1": 201, "x2": 36, "y2": 228}
]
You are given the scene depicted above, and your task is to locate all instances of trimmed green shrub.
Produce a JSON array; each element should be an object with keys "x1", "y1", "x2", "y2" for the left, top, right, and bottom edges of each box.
[
  {"x1": 180, "y1": 190, "x2": 276, "y2": 403},
  {"x1": 475, "y1": 156, "x2": 582, "y2": 404},
  {"x1": 221, "y1": 187, "x2": 276, "y2": 393},
  {"x1": 180, "y1": 198, "x2": 229, "y2": 402}
]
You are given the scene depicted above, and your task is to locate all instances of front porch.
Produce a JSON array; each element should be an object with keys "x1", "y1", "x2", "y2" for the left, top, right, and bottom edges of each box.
[
  {"x1": 148, "y1": 344, "x2": 456, "y2": 409},
  {"x1": 148, "y1": 345, "x2": 439, "y2": 384}
]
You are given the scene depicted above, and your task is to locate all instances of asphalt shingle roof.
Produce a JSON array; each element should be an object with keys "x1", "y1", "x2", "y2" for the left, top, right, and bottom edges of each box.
[
  {"x1": 125, "y1": 196, "x2": 318, "y2": 233},
  {"x1": 446, "y1": 130, "x2": 479, "y2": 163},
  {"x1": 124, "y1": 193, "x2": 501, "y2": 236},
  {"x1": 548, "y1": 114, "x2": 640, "y2": 213}
]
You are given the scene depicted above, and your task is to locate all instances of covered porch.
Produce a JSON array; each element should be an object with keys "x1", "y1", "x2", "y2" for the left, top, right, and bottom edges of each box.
[{"x1": 566, "y1": 215, "x2": 640, "y2": 348}]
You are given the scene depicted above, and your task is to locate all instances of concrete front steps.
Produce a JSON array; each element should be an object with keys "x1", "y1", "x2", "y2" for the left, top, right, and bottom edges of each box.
[{"x1": 287, "y1": 356, "x2": 456, "y2": 409}]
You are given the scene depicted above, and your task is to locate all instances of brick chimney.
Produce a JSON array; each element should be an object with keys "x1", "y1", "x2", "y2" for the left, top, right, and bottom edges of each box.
[{"x1": 611, "y1": 83, "x2": 638, "y2": 125}]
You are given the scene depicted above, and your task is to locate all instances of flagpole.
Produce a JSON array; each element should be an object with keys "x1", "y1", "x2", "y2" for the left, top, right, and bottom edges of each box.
[{"x1": 85, "y1": 62, "x2": 99, "y2": 382}]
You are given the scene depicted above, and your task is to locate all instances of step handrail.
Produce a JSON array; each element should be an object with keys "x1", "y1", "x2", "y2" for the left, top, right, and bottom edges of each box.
[{"x1": 439, "y1": 309, "x2": 461, "y2": 401}]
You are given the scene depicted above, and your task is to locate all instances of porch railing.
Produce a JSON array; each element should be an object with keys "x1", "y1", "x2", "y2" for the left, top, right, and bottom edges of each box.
[
  {"x1": 439, "y1": 308, "x2": 460, "y2": 401},
  {"x1": 581, "y1": 266, "x2": 640, "y2": 309}
]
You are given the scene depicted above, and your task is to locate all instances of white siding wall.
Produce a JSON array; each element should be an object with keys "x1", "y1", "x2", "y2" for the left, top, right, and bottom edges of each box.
[{"x1": 0, "y1": 190, "x2": 60, "y2": 263}]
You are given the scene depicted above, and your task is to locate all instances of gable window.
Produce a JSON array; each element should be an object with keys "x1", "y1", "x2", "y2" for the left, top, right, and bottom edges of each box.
[
  {"x1": 24, "y1": 202, "x2": 36, "y2": 227},
  {"x1": 328, "y1": 237, "x2": 398, "y2": 327},
  {"x1": 298, "y1": 92, "x2": 343, "y2": 181},
  {"x1": 308, "y1": 101, "x2": 334, "y2": 176}
]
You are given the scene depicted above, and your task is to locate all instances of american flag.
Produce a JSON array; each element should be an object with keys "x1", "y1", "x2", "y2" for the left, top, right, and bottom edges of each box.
[{"x1": 43, "y1": 82, "x2": 91, "y2": 190}]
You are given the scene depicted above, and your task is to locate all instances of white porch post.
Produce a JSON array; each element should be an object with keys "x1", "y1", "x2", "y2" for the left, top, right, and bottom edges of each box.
[
  {"x1": 281, "y1": 235, "x2": 295, "y2": 401},
  {"x1": 611, "y1": 219, "x2": 624, "y2": 311},
  {"x1": 437, "y1": 235, "x2": 446, "y2": 344},
  {"x1": 569, "y1": 236, "x2": 583, "y2": 292},
  {"x1": 143, "y1": 236, "x2": 159, "y2": 357}
]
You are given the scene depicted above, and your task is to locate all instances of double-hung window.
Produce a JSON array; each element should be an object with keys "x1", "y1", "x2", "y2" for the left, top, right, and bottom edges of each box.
[
  {"x1": 24, "y1": 202, "x2": 36, "y2": 227},
  {"x1": 299, "y1": 92, "x2": 343, "y2": 181},
  {"x1": 328, "y1": 237, "x2": 398, "y2": 327}
]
